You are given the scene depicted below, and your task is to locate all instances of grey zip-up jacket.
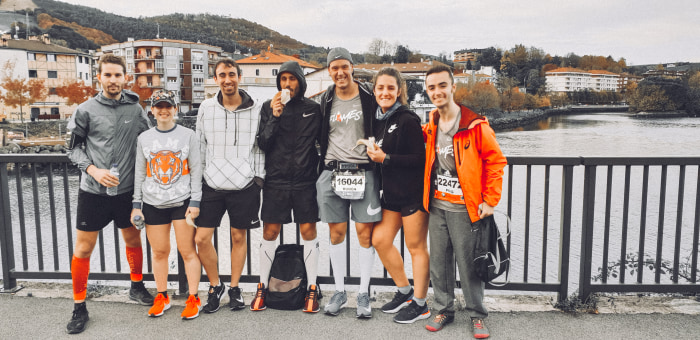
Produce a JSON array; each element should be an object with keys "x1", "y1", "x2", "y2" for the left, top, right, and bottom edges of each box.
[
  {"x1": 67, "y1": 90, "x2": 150, "y2": 195},
  {"x1": 196, "y1": 89, "x2": 265, "y2": 190}
]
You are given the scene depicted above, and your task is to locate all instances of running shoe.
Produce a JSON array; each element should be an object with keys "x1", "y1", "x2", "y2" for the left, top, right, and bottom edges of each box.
[
  {"x1": 471, "y1": 317, "x2": 490, "y2": 339},
  {"x1": 250, "y1": 283, "x2": 267, "y2": 311},
  {"x1": 356, "y1": 292, "x2": 372, "y2": 318},
  {"x1": 425, "y1": 312, "x2": 454, "y2": 332},
  {"x1": 228, "y1": 286, "x2": 245, "y2": 310},
  {"x1": 148, "y1": 293, "x2": 171, "y2": 317},
  {"x1": 323, "y1": 291, "x2": 347, "y2": 316},
  {"x1": 202, "y1": 282, "x2": 226, "y2": 313},
  {"x1": 181, "y1": 295, "x2": 202, "y2": 320},
  {"x1": 66, "y1": 303, "x2": 89, "y2": 334},
  {"x1": 303, "y1": 285, "x2": 320, "y2": 313},
  {"x1": 393, "y1": 300, "x2": 431, "y2": 324},
  {"x1": 129, "y1": 281, "x2": 155, "y2": 305},
  {"x1": 381, "y1": 288, "x2": 414, "y2": 313}
]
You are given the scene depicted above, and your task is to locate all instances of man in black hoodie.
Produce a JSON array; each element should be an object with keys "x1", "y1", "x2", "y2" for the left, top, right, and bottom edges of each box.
[{"x1": 254, "y1": 61, "x2": 322, "y2": 313}]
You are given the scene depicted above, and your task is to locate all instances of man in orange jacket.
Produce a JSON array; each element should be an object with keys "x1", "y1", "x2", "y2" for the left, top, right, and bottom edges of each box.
[{"x1": 421, "y1": 65, "x2": 507, "y2": 339}]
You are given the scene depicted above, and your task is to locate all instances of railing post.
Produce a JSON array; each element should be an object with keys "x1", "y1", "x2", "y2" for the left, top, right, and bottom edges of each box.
[
  {"x1": 557, "y1": 164, "x2": 574, "y2": 302},
  {"x1": 578, "y1": 162, "x2": 597, "y2": 301},
  {"x1": 0, "y1": 163, "x2": 20, "y2": 292},
  {"x1": 177, "y1": 252, "x2": 187, "y2": 295}
]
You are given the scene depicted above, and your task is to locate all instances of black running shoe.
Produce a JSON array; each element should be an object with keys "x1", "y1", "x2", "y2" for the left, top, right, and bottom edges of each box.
[
  {"x1": 129, "y1": 281, "x2": 154, "y2": 306},
  {"x1": 228, "y1": 286, "x2": 245, "y2": 310},
  {"x1": 393, "y1": 300, "x2": 431, "y2": 324},
  {"x1": 381, "y1": 288, "x2": 414, "y2": 313},
  {"x1": 66, "y1": 303, "x2": 89, "y2": 334},
  {"x1": 202, "y1": 282, "x2": 226, "y2": 314}
]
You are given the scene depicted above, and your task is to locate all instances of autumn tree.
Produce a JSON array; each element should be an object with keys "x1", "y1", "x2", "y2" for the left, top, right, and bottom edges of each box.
[
  {"x1": 0, "y1": 61, "x2": 48, "y2": 123},
  {"x1": 463, "y1": 82, "x2": 500, "y2": 113},
  {"x1": 130, "y1": 80, "x2": 154, "y2": 109},
  {"x1": 56, "y1": 80, "x2": 97, "y2": 106}
]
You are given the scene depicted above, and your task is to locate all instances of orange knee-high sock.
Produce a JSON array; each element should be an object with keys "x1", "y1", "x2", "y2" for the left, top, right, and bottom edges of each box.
[
  {"x1": 71, "y1": 255, "x2": 91, "y2": 301},
  {"x1": 126, "y1": 246, "x2": 143, "y2": 282}
]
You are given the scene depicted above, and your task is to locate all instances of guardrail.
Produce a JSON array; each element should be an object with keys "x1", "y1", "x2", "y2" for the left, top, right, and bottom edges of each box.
[{"x1": 1, "y1": 154, "x2": 699, "y2": 302}]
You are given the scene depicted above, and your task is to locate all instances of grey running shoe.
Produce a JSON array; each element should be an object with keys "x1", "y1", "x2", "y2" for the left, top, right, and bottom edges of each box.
[
  {"x1": 228, "y1": 286, "x2": 245, "y2": 310},
  {"x1": 393, "y1": 300, "x2": 431, "y2": 324},
  {"x1": 381, "y1": 288, "x2": 414, "y2": 313},
  {"x1": 356, "y1": 292, "x2": 372, "y2": 318},
  {"x1": 471, "y1": 317, "x2": 490, "y2": 339},
  {"x1": 66, "y1": 303, "x2": 89, "y2": 334},
  {"x1": 324, "y1": 291, "x2": 348, "y2": 316},
  {"x1": 202, "y1": 282, "x2": 226, "y2": 313},
  {"x1": 425, "y1": 312, "x2": 454, "y2": 332},
  {"x1": 129, "y1": 281, "x2": 154, "y2": 305}
]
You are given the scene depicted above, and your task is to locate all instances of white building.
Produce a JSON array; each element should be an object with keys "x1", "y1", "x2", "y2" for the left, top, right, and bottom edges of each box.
[
  {"x1": 0, "y1": 33, "x2": 92, "y2": 120},
  {"x1": 546, "y1": 67, "x2": 620, "y2": 93},
  {"x1": 235, "y1": 49, "x2": 321, "y2": 101}
]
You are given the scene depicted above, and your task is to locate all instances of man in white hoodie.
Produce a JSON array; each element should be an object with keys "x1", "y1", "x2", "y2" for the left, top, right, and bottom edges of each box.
[{"x1": 194, "y1": 58, "x2": 265, "y2": 314}]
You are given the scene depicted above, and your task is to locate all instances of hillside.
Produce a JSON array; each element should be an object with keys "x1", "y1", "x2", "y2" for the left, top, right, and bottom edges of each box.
[{"x1": 28, "y1": 0, "x2": 324, "y2": 55}]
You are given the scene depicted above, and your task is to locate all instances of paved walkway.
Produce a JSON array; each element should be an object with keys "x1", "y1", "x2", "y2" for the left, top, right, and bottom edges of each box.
[{"x1": 2, "y1": 282, "x2": 700, "y2": 339}]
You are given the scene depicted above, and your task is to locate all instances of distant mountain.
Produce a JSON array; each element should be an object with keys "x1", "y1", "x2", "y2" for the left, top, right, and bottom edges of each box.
[{"x1": 29, "y1": 0, "x2": 325, "y2": 55}]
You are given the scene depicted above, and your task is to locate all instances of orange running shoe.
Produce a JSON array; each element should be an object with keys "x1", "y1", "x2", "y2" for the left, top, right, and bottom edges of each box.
[
  {"x1": 303, "y1": 285, "x2": 320, "y2": 313},
  {"x1": 250, "y1": 283, "x2": 267, "y2": 311},
  {"x1": 148, "y1": 293, "x2": 171, "y2": 317},
  {"x1": 181, "y1": 295, "x2": 202, "y2": 320}
]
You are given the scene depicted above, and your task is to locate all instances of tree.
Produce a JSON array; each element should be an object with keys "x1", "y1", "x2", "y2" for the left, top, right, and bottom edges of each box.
[
  {"x1": 394, "y1": 45, "x2": 411, "y2": 63},
  {"x1": 0, "y1": 61, "x2": 48, "y2": 123},
  {"x1": 56, "y1": 80, "x2": 97, "y2": 106},
  {"x1": 464, "y1": 82, "x2": 500, "y2": 113},
  {"x1": 130, "y1": 79, "x2": 153, "y2": 109}
]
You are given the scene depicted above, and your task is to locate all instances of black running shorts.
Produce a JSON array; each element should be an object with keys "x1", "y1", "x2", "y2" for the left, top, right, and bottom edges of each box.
[
  {"x1": 142, "y1": 199, "x2": 189, "y2": 225},
  {"x1": 195, "y1": 182, "x2": 261, "y2": 229},
  {"x1": 76, "y1": 190, "x2": 133, "y2": 231},
  {"x1": 261, "y1": 185, "x2": 320, "y2": 225}
]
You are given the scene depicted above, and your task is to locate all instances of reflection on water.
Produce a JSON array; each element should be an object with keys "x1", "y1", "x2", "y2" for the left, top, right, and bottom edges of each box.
[{"x1": 498, "y1": 112, "x2": 700, "y2": 157}]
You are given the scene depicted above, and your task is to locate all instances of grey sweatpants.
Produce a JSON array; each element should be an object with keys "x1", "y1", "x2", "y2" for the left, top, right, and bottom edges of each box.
[{"x1": 428, "y1": 206, "x2": 487, "y2": 318}]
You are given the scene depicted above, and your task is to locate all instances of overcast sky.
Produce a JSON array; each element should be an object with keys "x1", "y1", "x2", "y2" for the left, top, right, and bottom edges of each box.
[{"x1": 60, "y1": 0, "x2": 699, "y2": 66}]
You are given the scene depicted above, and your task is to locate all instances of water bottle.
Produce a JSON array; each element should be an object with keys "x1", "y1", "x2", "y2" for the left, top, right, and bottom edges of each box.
[
  {"x1": 132, "y1": 215, "x2": 146, "y2": 230},
  {"x1": 106, "y1": 163, "x2": 119, "y2": 196}
]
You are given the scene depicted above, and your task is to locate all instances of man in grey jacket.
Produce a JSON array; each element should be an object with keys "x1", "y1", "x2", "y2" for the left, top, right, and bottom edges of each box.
[
  {"x1": 194, "y1": 58, "x2": 265, "y2": 314},
  {"x1": 65, "y1": 54, "x2": 152, "y2": 334}
]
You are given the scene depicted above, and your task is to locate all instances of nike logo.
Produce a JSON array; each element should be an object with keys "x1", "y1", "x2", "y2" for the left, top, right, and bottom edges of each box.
[
  {"x1": 366, "y1": 204, "x2": 381, "y2": 216},
  {"x1": 302, "y1": 112, "x2": 315, "y2": 118},
  {"x1": 251, "y1": 219, "x2": 260, "y2": 225},
  {"x1": 124, "y1": 120, "x2": 132, "y2": 124},
  {"x1": 388, "y1": 124, "x2": 397, "y2": 133}
]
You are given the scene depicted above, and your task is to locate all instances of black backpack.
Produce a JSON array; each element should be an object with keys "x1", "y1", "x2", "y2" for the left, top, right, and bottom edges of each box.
[
  {"x1": 266, "y1": 244, "x2": 307, "y2": 310},
  {"x1": 472, "y1": 213, "x2": 510, "y2": 285}
]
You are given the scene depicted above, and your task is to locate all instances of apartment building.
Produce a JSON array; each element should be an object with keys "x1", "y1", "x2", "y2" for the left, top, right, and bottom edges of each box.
[
  {"x1": 0, "y1": 33, "x2": 92, "y2": 120},
  {"x1": 99, "y1": 38, "x2": 223, "y2": 112},
  {"x1": 545, "y1": 67, "x2": 620, "y2": 93}
]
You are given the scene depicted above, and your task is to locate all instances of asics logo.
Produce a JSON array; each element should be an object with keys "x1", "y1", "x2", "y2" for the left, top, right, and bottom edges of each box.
[
  {"x1": 302, "y1": 112, "x2": 316, "y2": 118},
  {"x1": 388, "y1": 124, "x2": 397, "y2": 133},
  {"x1": 366, "y1": 203, "x2": 381, "y2": 216}
]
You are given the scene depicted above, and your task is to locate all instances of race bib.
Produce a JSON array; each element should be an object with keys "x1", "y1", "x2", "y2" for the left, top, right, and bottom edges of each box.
[
  {"x1": 331, "y1": 169, "x2": 366, "y2": 200},
  {"x1": 436, "y1": 174, "x2": 461, "y2": 196}
]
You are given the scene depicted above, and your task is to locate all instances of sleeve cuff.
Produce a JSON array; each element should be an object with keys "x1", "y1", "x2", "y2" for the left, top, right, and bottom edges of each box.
[
  {"x1": 188, "y1": 200, "x2": 200, "y2": 208},
  {"x1": 132, "y1": 202, "x2": 142, "y2": 209}
]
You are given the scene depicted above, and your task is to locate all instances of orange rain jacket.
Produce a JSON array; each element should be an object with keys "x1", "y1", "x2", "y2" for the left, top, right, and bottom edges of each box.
[{"x1": 422, "y1": 105, "x2": 507, "y2": 223}]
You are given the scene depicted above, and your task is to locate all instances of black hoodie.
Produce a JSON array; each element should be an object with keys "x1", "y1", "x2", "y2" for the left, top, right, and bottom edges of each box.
[
  {"x1": 257, "y1": 61, "x2": 322, "y2": 190},
  {"x1": 374, "y1": 105, "x2": 425, "y2": 206}
]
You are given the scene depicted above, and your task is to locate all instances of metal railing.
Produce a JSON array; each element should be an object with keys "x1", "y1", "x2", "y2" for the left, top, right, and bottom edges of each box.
[{"x1": 1, "y1": 154, "x2": 699, "y2": 302}]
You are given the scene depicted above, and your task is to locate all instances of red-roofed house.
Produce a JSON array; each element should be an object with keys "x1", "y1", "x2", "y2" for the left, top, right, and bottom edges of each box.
[
  {"x1": 546, "y1": 67, "x2": 620, "y2": 93},
  {"x1": 234, "y1": 49, "x2": 321, "y2": 100}
]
